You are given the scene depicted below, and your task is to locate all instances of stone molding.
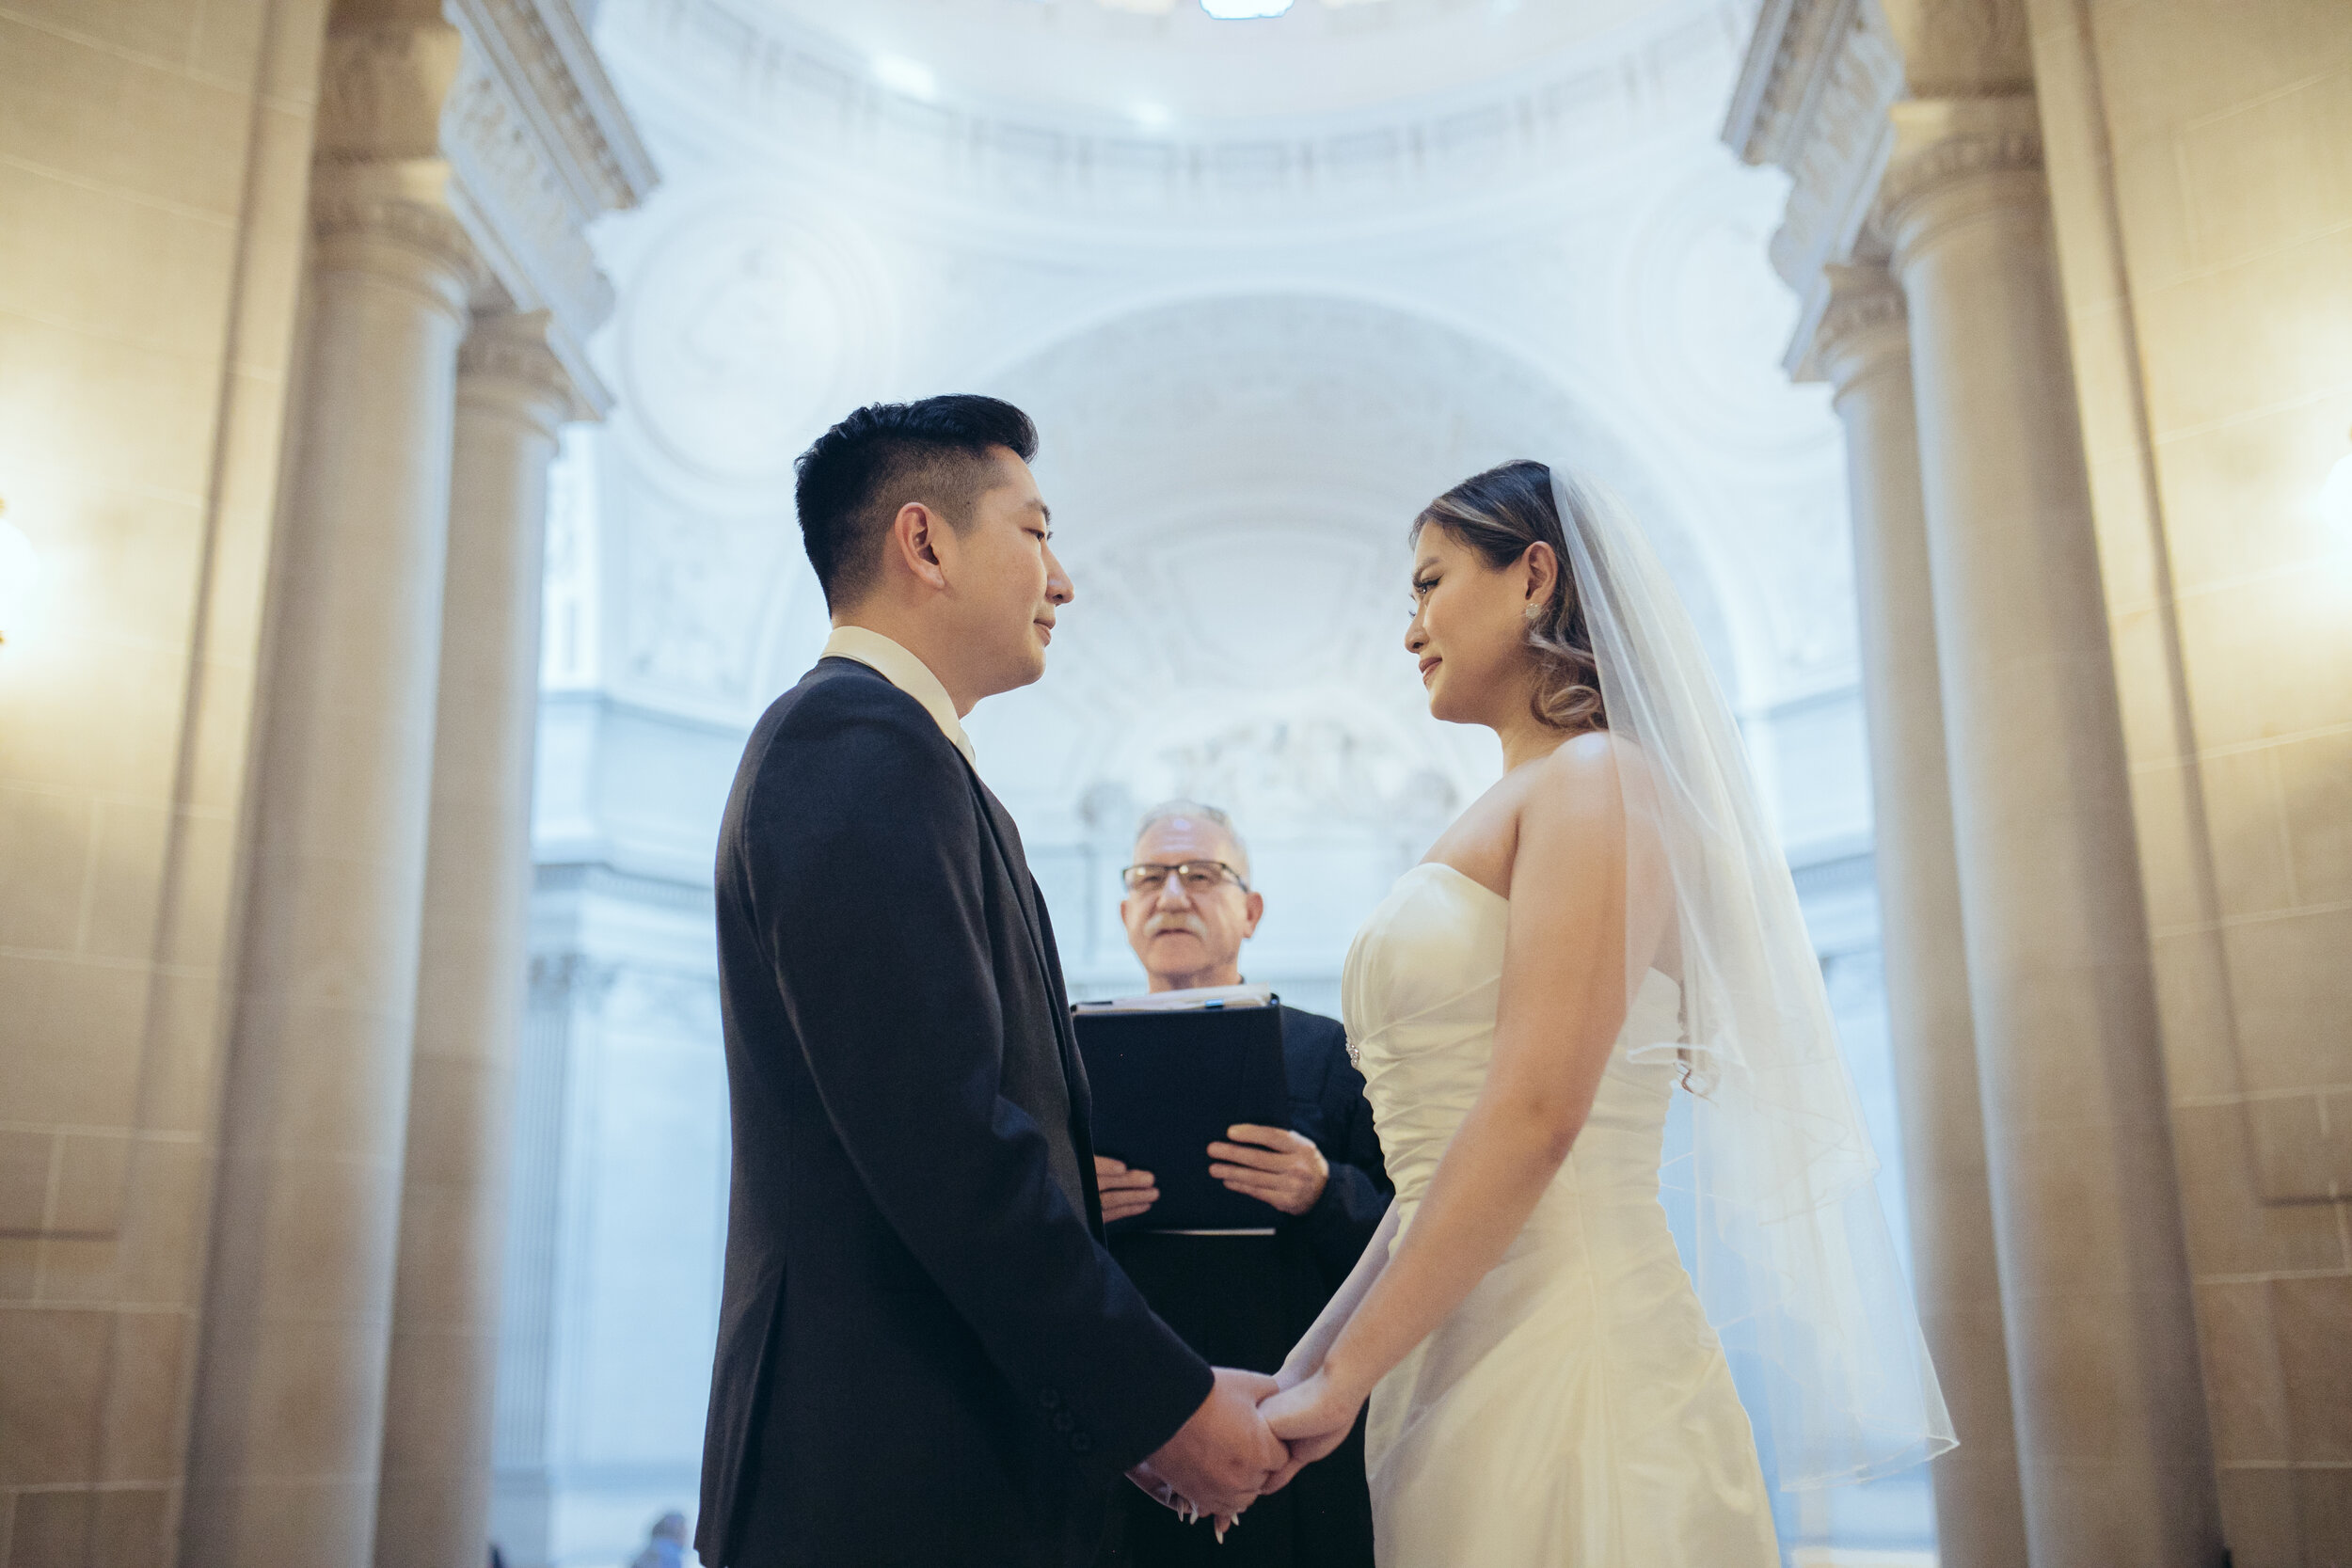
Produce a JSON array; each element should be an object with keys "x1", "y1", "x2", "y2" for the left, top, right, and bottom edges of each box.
[
  {"x1": 603, "y1": 0, "x2": 1740, "y2": 223},
  {"x1": 1872, "y1": 97, "x2": 2045, "y2": 261},
  {"x1": 1722, "y1": 0, "x2": 1906, "y2": 375},
  {"x1": 460, "y1": 313, "x2": 571, "y2": 391},
  {"x1": 1806, "y1": 261, "x2": 1911, "y2": 389},
  {"x1": 459, "y1": 311, "x2": 580, "y2": 430},
  {"x1": 527, "y1": 950, "x2": 621, "y2": 1009},
  {"x1": 439, "y1": 52, "x2": 623, "y2": 416},
  {"x1": 312, "y1": 3, "x2": 655, "y2": 420},
  {"x1": 449, "y1": 0, "x2": 659, "y2": 220},
  {"x1": 1723, "y1": 0, "x2": 1857, "y2": 168},
  {"x1": 310, "y1": 160, "x2": 488, "y2": 315},
  {"x1": 1875, "y1": 0, "x2": 2032, "y2": 101}
]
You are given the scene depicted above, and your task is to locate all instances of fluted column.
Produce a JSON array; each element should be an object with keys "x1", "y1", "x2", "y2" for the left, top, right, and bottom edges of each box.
[
  {"x1": 1876, "y1": 95, "x2": 2220, "y2": 1568},
  {"x1": 376, "y1": 313, "x2": 573, "y2": 1568},
  {"x1": 1812, "y1": 261, "x2": 2028, "y2": 1568},
  {"x1": 187, "y1": 162, "x2": 478, "y2": 1568}
]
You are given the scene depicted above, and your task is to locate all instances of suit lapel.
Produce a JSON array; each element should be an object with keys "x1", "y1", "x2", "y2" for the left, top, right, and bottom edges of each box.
[
  {"x1": 970, "y1": 780, "x2": 1054, "y2": 996},
  {"x1": 968, "y1": 776, "x2": 1104, "y2": 1233}
]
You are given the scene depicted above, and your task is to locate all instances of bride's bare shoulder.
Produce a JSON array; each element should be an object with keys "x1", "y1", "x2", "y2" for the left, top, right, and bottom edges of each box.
[{"x1": 1529, "y1": 729, "x2": 1648, "y2": 802}]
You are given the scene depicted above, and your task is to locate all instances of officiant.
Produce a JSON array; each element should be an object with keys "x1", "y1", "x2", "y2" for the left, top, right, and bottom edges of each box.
[{"x1": 1096, "y1": 802, "x2": 1390, "y2": 1568}]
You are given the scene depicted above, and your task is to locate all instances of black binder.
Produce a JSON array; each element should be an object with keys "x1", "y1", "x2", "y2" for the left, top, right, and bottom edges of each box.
[{"x1": 1073, "y1": 993, "x2": 1291, "y2": 1237}]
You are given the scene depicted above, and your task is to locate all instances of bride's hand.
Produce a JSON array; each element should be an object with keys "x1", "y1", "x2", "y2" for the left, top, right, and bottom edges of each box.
[{"x1": 1256, "y1": 1369, "x2": 1365, "y2": 1492}]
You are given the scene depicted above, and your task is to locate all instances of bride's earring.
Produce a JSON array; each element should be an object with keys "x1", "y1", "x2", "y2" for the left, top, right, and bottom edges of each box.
[{"x1": 1523, "y1": 603, "x2": 1542, "y2": 625}]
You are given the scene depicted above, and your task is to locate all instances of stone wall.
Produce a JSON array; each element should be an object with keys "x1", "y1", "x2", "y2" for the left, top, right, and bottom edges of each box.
[
  {"x1": 0, "y1": 0, "x2": 330, "y2": 1558},
  {"x1": 2026, "y1": 1, "x2": 2352, "y2": 1558}
]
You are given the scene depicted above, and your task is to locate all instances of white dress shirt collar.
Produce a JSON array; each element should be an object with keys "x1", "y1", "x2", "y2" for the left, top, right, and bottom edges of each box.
[{"x1": 819, "y1": 625, "x2": 976, "y2": 767}]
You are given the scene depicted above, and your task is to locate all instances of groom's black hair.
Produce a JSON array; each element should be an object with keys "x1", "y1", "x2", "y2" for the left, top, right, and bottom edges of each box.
[{"x1": 794, "y1": 394, "x2": 1040, "y2": 610}]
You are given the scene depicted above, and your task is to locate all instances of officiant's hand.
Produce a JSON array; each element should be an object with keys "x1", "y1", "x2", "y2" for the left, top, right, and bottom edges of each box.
[
  {"x1": 1144, "y1": 1367, "x2": 1288, "y2": 1517},
  {"x1": 1094, "y1": 1155, "x2": 1158, "y2": 1224},
  {"x1": 1209, "y1": 1125, "x2": 1328, "y2": 1215},
  {"x1": 1256, "y1": 1367, "x2": 1364, "y2": 1492}
]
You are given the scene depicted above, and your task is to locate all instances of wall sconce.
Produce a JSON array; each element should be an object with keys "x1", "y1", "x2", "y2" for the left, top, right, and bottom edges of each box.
[{"x1": 0, "y1": 497, "x2": 40, "y2": 647}]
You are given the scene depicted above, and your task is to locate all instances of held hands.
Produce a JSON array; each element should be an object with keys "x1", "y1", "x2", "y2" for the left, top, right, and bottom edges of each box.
[
  {"x1": 1255, "y1": 1366, "x2": 1367, "y2": 1493},
  {"x1": 1136, "y1": 1367, "x2": 1289, "y2": 1520},
  {"x1": 1209, "y1": 1125, "x2": 1329, "y2": 1215},
  {"x1": 1129, "y1": 1359, "x2": 1370, "y2": 1532}
]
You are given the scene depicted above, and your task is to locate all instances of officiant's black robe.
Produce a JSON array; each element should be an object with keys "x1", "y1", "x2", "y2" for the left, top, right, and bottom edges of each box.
[
  {"x1": 697, "y1": 657, "x2": 1213, "y2": 1568},
  {"x1": 1103, "y1": 1006, "x2": 1391, "y2": 1568}
]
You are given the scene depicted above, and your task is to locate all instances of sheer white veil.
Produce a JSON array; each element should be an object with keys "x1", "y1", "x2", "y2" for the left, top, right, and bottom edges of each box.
[{"x1": 1547, "y1": 465, "x2": 1954, "y2": 1490}]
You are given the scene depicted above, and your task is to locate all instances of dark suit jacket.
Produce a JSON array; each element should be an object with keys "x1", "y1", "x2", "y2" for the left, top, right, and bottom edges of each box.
[
  {"x1": 1268, "y1": 1006, "x2": 1391, "y2": 1289},
  {"x1": 1103, "y1": 1006, "x2": 1389, "y2": 1568},
  {"x1": 698, "y1": 658, "x2": 1214, "y2": 1568}
]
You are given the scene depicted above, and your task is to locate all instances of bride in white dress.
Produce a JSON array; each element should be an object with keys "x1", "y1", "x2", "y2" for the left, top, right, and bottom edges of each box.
[{"x1": 1253, "y1": 462, "x2": 1952, "y2": 1565}]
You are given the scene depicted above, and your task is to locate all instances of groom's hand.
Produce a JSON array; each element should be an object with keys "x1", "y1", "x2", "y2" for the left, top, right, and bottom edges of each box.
[
  {"x1": 1143, "y1": 1367, "x2": 1287, "y2": 1517},
  {"x1": 1094, "y1": 1156, "x2": 1158, "y2": 1225}
]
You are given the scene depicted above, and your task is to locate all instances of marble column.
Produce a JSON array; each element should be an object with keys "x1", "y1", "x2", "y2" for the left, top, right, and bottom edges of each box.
[
  {"x1": 1812, "y1": 261, "x2": 2029, "y2": 1568},
  {"x1": 1875, "y1": 96, "x2": 2220, "y2": 1568},
  {"x1": 186, "y1": 163, "x2": 477, "y2": 1568},
  {"x1": 376, "y1": 313, "x2": 573, "y2": 1568}
]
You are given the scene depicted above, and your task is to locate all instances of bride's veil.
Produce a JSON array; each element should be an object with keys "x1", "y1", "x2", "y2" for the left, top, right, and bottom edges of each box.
[{"x1": 1549, "y1": 466, "x2": 1956, "y2": 1489}]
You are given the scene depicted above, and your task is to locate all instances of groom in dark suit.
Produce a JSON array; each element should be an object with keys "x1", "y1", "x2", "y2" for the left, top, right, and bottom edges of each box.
[{"x1": 697, "y1": 396, "x2": 1288, "y2": 1568}]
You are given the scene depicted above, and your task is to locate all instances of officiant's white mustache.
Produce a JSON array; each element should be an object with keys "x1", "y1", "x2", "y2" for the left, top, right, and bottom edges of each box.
[{"x1": 1146, "y1": 913, "x2": 1206, "y2": 940}]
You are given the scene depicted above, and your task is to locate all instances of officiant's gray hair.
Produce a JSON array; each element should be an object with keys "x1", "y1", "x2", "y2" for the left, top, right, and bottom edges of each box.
[{"x1": 1132, "y1": 800, "x2": 1251, "y2": 881}]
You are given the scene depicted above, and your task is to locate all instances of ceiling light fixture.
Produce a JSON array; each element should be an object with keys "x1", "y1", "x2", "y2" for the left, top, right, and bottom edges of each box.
[{"x1": 1200, "y1": 0, "x2": 1293, "y2": 18}]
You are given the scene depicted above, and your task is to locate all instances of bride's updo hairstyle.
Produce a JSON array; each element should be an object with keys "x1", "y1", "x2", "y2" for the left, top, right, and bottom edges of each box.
[{"x1": 1413, "y1": 459, "x2": 1607, "y2": 733}]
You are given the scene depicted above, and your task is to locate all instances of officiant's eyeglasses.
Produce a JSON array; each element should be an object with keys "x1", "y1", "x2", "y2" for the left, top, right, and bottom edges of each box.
[{"x1": 1120, "y1": 861, "x2": 1250, "y2": 895}]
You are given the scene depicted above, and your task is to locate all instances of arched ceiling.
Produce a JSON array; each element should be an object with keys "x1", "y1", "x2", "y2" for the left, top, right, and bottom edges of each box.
[
  {"x1": 710, "y1": 0, "x2": 1693, "y2": 128},
  {"x1": 924, "y1": 291, "x2": 1744, "y2": 820}
]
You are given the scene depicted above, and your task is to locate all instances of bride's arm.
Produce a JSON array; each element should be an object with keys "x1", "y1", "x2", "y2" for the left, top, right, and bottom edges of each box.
[
  {"x1": 1277, "y1": 1199, "x2": 1401, "y2": 1388},
  {"x1": 1259, "y1": 735, "x2": 1653, "y2": 1479}
]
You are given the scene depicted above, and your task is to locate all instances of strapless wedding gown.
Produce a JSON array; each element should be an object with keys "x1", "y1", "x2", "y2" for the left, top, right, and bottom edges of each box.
[{"x1": 1341, "y1": 862, "x2": 1779, "y2": 1567}]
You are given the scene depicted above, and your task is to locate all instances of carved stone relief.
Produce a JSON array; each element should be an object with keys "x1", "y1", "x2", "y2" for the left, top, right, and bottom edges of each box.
[
  {"x1": 1149, "y1": 717, "x2": 1460, "y2": 836},
  {"x1": 1628, "y1": 159, "x2": 1836, "y2": 461},
  {"x1": 618, "y1": 208, "x2": 891, "y2": 487},
  {"x1": 1723, "y1": 0, "x2": 1906, "y2": 372},
  {"x1": 617, "y1": 486, "x2": 793, "y2": 705}
]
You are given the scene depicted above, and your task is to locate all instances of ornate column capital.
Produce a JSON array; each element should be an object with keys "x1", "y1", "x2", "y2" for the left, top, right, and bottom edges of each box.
[
  {"x1": 457, "y1": 310, "x2": 579, "y2": 435},
  {"x1": 1807, "y1": 262, "x2": 1912, "y2": 395},
  {"x1": 310, "y1": 159, "x2": 485, "y2": 321},
  {"x1": 1874, "y1": 96, "x2": 2046, "y2": 270},
  {"x1": 528, "y1": 951, "x2": 621, "y2": 1011},
  {"x1": 309, "y1": 3, "x2": 656, "y2": 420}
]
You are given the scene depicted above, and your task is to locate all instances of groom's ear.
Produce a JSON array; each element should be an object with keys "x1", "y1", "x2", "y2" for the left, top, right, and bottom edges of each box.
[{"x1": 888, "y1": 500, "x2": 951, "y2": 592}]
